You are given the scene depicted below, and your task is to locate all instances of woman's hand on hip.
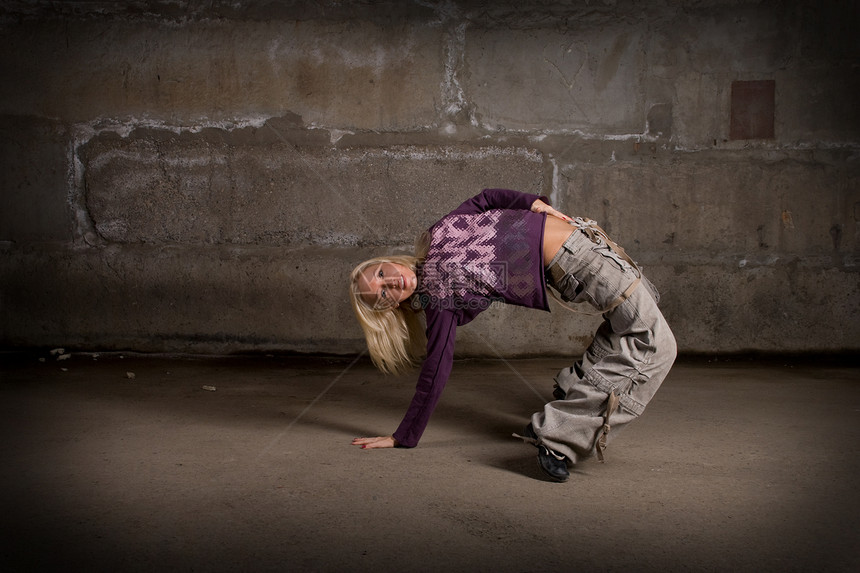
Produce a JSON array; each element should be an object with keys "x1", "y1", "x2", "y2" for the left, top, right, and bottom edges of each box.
[
  {"x1": 530, "y1": 198, "x2": 572, "y2": 223},
  {"x1": 352, "y1": 435, "x2": 398, "y2": 449}
]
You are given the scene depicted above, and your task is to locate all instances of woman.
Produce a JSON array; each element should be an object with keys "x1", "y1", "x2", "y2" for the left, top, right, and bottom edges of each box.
[{"x1": 349, "y1": 188, "x2": 676, "y2": 482}]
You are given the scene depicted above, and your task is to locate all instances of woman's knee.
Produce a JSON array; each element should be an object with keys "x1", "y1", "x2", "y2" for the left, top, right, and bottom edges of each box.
[{"x1": 658, "y1": 329, "x2": 677, "y2": 367}]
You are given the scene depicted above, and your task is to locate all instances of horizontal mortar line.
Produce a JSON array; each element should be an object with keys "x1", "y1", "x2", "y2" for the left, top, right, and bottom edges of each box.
[
  {"x1": 4, "y1": 242, "x2": 856, "y2": 269},
  {"x1": 68, "y1": 119, "x2": 860, "y2": 153}
]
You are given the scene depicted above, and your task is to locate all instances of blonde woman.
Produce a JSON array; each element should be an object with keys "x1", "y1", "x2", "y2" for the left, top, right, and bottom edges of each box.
[{"x1": 350, "y1": 188, "x2": 676, "y2": 482}]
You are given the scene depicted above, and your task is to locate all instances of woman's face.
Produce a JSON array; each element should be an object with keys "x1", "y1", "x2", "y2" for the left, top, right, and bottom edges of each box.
[{"x1": 357, "y1": 261, "x2": 417, "y2": 310}]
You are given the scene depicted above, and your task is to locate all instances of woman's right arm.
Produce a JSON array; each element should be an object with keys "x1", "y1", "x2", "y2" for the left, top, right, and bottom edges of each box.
[
  {"x1": 352, "y1": 435, "x2": 398, "y2": 449},
  {"x1": 351, "y1": 309, "x2": 457, "y2": 450},
  {"x1": 391, "y1": 308, "x2": 458, "y2": 447}
]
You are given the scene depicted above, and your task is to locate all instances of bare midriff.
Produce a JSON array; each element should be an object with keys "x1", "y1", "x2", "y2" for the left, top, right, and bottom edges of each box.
[{"x1": 542, "y1": 216, "x2": 576, "y2": 267}]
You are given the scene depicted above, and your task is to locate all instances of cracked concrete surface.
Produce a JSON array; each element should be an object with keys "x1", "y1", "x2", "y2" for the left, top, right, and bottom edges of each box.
[{"x1": 1, "y1": 353, "x2": 858, "y2": 571}]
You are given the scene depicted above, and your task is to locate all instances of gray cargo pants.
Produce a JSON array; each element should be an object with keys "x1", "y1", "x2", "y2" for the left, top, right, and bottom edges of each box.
[{"x1": 532, "y1": 225, "x2": 677, "y2": 464}]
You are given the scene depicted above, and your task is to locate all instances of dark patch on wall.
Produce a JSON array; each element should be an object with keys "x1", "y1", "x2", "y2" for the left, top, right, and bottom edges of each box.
[
  {"x1": 647, "y1": 103, "x2": 672, "y2": 138},
  {"x1": 730, "y1": 80, "x2": 775, "y2": 140},
  {"x1": 830, "y1": 224, "x2": 843, "y2": 250},
  {"x1": 757, "y1": 224, "x2": 769, "y2": 249}
]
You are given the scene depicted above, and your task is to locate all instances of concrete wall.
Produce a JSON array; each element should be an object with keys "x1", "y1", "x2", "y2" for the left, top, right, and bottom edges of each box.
[{"x1": 1, "y1": 0, "x2": 858, "y2": 356}]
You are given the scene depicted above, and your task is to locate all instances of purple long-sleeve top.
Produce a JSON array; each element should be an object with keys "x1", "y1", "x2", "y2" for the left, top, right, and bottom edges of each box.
[{"x1": 392, "y1": 189, "x2": 551, "y2": 447}]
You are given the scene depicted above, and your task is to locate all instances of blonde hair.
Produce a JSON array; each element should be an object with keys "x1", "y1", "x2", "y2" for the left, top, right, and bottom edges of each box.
[{"x1": 349, "y1": 254, "x2": 427, "y2": 375}]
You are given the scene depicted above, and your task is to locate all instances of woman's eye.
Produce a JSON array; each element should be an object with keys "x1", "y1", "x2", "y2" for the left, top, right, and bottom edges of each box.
[
  {"x1": 378, "y1": 269, "x2": 384, "y2": 278},
  {"x1": 380, "y1": 289, "x2": 387, "y2": 299}
]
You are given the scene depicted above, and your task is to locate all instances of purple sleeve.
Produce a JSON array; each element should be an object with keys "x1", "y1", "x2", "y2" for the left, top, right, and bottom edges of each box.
[
  {"x1": 392, "y1": 308, "x2": 458, "y2": 448},
  {"x1": 450, "y1": 188, "x2": 548, "y2": 216}
]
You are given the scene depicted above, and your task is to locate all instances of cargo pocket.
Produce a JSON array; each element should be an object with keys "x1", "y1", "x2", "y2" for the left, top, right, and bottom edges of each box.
[
  {"x1": 591, "y1": 241, "x2": 632, "y2": 273},
  {"x1": 555, "y1": 272, "x2": 585, "y2": 303}
]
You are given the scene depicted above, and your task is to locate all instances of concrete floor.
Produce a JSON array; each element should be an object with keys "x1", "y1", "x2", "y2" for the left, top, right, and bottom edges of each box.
[{"x1": 1, "y1": 352, "x2": 858, "y2": 572}]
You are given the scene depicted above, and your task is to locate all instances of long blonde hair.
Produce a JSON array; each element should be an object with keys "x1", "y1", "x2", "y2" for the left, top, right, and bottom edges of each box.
[{"x1": 349, "y1": 254, "x2": 427, "y2": 375}]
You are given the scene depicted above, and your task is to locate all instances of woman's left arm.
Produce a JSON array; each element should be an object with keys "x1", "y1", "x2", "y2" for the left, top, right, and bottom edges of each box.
[
  {"x1": 529, "y1": 197, "x2": 573, "y2": 222},
  {"x1": 452, "y1": 188, "x2": 544, "y2": 214},
  {"x1": 452, "y1": 188, "x2": 572, "y2": 222}
]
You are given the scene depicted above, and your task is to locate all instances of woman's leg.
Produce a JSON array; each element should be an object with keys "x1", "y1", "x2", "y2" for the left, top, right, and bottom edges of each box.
[
  {"x1": 532, "y1": 228, "x2": 677, "y2": 464},
  {"x1": 533, "y1": 286, "x2": 676, "y2": 463}
]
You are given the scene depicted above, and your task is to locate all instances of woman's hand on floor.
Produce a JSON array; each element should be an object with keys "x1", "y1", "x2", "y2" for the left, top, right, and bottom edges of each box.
[{"x1": 352, "y1": 436, "x2": 397, "y2": 449}]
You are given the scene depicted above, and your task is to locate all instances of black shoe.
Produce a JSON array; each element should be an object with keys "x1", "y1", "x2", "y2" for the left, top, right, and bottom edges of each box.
[{"x1": 523, "y1": 423, "x2": 569, "y2": 483}]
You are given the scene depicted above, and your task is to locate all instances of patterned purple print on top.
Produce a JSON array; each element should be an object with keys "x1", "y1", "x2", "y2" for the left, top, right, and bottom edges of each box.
[{"x1": 420, "y1": 209, "x2": 539, "y2": 309}]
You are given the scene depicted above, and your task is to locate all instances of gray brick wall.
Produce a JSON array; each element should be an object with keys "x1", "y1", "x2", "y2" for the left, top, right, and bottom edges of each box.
[{"x1": 1, "y1": 0, "x2": 857, "y2": 355}]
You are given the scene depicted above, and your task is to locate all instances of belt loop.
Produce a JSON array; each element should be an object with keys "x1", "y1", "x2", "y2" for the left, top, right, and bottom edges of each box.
[{"x1": 549, "y1": 262, "x2": 566, "y2": 286}]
